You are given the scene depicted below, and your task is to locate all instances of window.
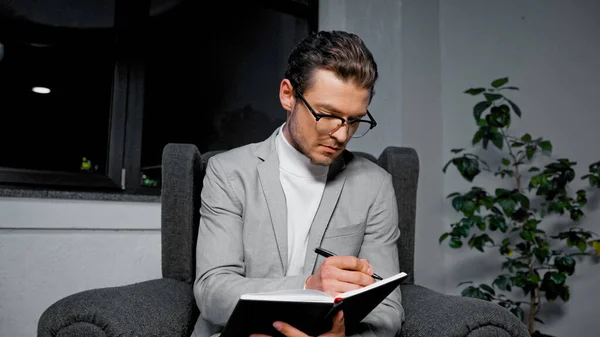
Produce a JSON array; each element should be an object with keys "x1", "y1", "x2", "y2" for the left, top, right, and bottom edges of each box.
[
  {"x1": 139, "y1": 1, "x2": 312, "y2": 191},
  {"x1": 0, "y1": 4, "x2": 123, "y2": 190},
  {"x1": 0, "y1": 0, "x2": 318, "y2": 195},
  {"x1": 0, "y1": 40, "x2": 114, "y2": 174}
]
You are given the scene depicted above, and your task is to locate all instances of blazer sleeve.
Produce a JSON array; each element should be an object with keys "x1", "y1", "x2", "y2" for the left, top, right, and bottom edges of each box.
[
  {"x1": 194, "y1": 156, "x2": 307, "y2": 327},
  {"x1": 349, "y1": 172, "x2": 404, "y2": 337}
]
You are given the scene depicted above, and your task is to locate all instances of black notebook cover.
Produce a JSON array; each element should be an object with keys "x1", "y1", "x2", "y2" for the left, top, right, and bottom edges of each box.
[{"x1": 220, "y1": 272, "x2": 408, "y2": 337}]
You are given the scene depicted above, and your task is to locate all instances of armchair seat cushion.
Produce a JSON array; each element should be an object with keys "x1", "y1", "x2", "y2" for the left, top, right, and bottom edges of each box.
[
  {"x1": 400, "y1": 285, "x2": 530, "y2": 337},
  {"x1": 38, "y1": 278, "x2": 198, "y2": 337}
]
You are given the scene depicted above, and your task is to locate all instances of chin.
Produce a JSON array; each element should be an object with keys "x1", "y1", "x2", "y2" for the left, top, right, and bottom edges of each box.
[
  {"x1": 310, "y1": 158, "x2": 333, "y2": 166},
  {"x1": 308, "y1": 152, "x2": 337, "y2": 166}
]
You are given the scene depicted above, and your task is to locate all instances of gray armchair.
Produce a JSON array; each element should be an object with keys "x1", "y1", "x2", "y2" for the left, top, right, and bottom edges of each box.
[{"x1": 37, "y1": 143, "x2": 530, "y2": 337}]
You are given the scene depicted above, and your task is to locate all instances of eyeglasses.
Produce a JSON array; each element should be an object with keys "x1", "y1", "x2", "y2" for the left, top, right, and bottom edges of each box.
[{"x1": 295, "y1": 92, "x2": 377, "y2": 139}]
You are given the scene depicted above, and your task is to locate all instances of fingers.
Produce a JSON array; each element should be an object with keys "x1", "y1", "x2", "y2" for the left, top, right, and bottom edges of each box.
[
  {"x1": 271, "y1": 321, "x2": 309, "y2": 337},
  {"x1": 332, "y1": 268, "x2": 375, "y2": 286},
  {"x1": 321, "y1": 274, "x2": 374, "y2": 296},
  {"x1": 324, "y1": 256, "x2": 374, "y2": 275},
  {"x1": 327, "y1": 310, "x2": 345, "y2": 336},
  {"x1": 320, "y1": 259, "x2": 375, "y2": 287},
  {"x1": 267, "y1": 312, "x2": 346, "y2": 337},
  {"x1": 319, "y1": 279, "x2": 359, "y2": 296},
  {"x1": 306, "y1": 255, "x2": 377, "y2": 296},
  {"x1": 248, "y1": 322, "x2": 308, "y2": 337}
]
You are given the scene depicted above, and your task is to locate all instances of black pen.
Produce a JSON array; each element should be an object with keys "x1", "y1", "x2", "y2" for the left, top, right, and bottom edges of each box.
[{"x1": 314, "y1": 247, "x2": 383, "y2": 280}]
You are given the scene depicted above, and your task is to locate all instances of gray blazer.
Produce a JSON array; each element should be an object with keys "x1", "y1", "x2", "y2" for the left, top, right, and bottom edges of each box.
[{"x1": 192, "y1": 128, "x2": 404, "y2": 337}]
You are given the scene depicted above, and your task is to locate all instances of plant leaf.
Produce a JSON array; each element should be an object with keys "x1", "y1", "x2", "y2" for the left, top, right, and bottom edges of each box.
[
  {"x1": 498, "y1": 198, "x2": 517, "y2": 216},
  {"x1": 526, "y1": 145, "x2": 536, "y2": 160},
  {"x1": 555, "y1": 256, "x2": 576, "y2": 275},
  {"x1": 472, "y1": 129, "x2": 484, "y2": 145},
  {"x1": 480, "y1": 283, "x2": 496, "y2": 295},
  {"x1": 550, "y1": 272, "x2": 566, "y2": 285},
  {"x1": 484, "y1": 93, "x2": 504, "y2": 102},
  {"x1": 452, "y1": 196, "x2": 464, "y2": 212},
  {"x1": 464, "y1": 88, "x2": 486, "y2": 95},
  {"x1": 439, "y1": 233, "x2": 449, "y2": 243},
  {"x1": 507, "y1": 99, "x2": 522, "y2": 117},
  {"x1": 453, "y1": 157, "x2": 481, "y2": 181},
  {"x1": 577, "y1": 239, "x2": 587, "y2": 252},
  {"x1": 520, "y1": 230, "x2": 535, "y2": 241},
  {"x1": 593, "y1": 241, "x2": 600, "y2": 256},
  {"x1": 442, "y1": 159, "x2": 453, "y2": 173},
  {"x1": 491, "y1": 77, "x2": 509, "y2": 88},
  {"x1": 539, "y1": 140, "x2": 553, "y2": 152},
  {"x1": 473, "y1": 101, "x2": 492, "y2": 120},
  {"x1": 446, "y1": 192, "x2": 461, "y2": 198},
  {"x1": 492, "y1": 131, "x2": 504, "y2": 150},
  {"x1": 493, "y1": 275, "x2": 512, "y2": 291},
  {"x1": 450, "y1": 237, "x2": 463, "y2": 248}
]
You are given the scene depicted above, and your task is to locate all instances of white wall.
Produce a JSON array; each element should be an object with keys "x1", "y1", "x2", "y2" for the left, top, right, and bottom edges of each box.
[
  {"x1": 319, "y1": 0, "x2": 404, "y2": 157},
  {"x1": 397, "y1": 0, "x2": 445, "y2": 294},
  {"x1": 322, "y1": 0, "x2": 600, "y2": 336},
  {"x1": 0, "y1": 197, "x2": 161, "y2": 337},
  {"x1": 440, "y1": 1, "x2": 600, "y2": 336}
]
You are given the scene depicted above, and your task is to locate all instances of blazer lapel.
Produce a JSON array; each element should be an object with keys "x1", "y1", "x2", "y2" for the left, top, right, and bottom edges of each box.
[
  {"x1": 303, "y1": 153, "x2": 348, "y2": 274},
  {"x1": 257, "y1": 129, "x2": 288, "y2": 273}
]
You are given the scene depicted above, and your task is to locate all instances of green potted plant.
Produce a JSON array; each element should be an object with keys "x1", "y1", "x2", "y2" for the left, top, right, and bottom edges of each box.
[{"x1": 440, "y1": 77, "x2": 600, "y2": 337}]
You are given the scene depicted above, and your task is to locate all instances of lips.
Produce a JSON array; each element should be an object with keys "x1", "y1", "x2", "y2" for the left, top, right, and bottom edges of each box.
[{"x1": 320, "y1": 145, "x2": 340, "y2": 154}]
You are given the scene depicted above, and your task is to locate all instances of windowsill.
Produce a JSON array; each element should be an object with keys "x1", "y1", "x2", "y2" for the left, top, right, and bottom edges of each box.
[{"x1": 0, "y1": 187, "x2": 161, "y2": 203}]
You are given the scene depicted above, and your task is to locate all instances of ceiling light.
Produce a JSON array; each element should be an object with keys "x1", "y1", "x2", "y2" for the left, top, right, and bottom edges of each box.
[{"x1": 32, "y1": 86, "x2": 51, "y2": 94}]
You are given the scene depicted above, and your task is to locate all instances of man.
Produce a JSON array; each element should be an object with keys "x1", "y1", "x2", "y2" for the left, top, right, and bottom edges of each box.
[{"x1": 192, "y1": 30, "x2": 404, "y2": 337}]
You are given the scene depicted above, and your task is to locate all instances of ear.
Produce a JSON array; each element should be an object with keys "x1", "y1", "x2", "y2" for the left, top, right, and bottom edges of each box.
[{"x1": 279, "y1": 79, "x2": 295, "y2": 112}]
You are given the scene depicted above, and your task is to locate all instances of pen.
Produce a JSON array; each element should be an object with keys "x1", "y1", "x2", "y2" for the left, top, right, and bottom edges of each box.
[{"x1": 314, "y1": 247, "x2": 383, "y2": 280}]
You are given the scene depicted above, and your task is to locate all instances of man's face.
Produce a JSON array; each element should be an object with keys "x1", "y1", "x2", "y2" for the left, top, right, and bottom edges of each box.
[{"x1": 282, "y1": 69, "x2": 371, "y2": 166}]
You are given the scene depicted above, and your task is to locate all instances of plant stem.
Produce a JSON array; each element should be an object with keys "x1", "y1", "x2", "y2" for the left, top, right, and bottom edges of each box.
[
  {"x1": 536, "y1": 291, "x2": 542, "y2": 316},
  {"x1": 503, "y1": 126, "x2": 536, "y2": 332},
  {"x1": 501, "y1": 128, "x2": 521, "y2": 191},
  {"x1": 528, "y1": 286, "x2": 536, "y2": 334}
]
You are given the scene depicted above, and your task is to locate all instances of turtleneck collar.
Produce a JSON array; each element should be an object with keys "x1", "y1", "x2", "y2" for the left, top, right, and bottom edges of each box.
[{"x1": 276, "y1": 124, "x2": 329, "y2": 178}]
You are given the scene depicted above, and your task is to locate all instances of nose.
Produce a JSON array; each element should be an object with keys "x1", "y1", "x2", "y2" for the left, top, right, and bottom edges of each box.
[{"x1": 328, "y1": 124, "x2": 349, "y2": 144}]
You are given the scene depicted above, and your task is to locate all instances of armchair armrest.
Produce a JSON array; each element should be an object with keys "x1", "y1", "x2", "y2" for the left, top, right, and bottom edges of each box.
[
  {"x1": 400, "y1": 285, "x2": 530, "y2": 337},
  {"x1": 38, "y1": 278, "x2": 198, "y2": 337}
]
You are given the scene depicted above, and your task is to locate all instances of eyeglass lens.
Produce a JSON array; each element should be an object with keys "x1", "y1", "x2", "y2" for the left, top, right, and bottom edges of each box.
[{"x1": 315, "y1": 117, "x2": 371, "y2": 138}]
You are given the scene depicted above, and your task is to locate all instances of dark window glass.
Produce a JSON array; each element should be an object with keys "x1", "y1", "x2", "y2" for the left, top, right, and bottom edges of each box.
[
  {"x1": 0, "y1": 41, "x2": 115, "y2": 174},
  {"x1": 140, "y1": 2, "x2": 309, "y2": 188}
]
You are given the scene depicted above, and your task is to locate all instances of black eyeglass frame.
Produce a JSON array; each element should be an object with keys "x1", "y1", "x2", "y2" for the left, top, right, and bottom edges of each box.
[{"x1": 293, "y1": 88, "x2": 377, "y2": 138}]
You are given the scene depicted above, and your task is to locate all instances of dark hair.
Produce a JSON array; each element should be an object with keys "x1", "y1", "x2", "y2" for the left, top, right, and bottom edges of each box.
[{"x1": 284, "y1": 30, "x2": 378, "y2": 100}]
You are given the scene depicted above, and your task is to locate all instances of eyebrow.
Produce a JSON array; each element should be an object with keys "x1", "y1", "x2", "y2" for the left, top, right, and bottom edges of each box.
[
  {"x1": 314, "y1": 103, "x2": 342, "y2": 115},
  {"x1": 314, "y1": 103, "x2": 366, "y2": 119}
]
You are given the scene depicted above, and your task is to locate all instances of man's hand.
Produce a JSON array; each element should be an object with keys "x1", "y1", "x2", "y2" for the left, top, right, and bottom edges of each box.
[
  {"x1": 306, "y1": 256, "x2": 375, "y2": 297},
  {"x1": 249, "y1": 310, "x2": 345, "y2": 337}
]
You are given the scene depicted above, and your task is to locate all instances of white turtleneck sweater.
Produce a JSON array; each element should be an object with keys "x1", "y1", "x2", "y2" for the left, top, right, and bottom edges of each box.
[{"x1": 276, "y1": 126, "x2": 329, "y2": 276}]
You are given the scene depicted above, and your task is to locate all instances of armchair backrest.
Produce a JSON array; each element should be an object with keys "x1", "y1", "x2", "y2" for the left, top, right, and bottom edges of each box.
[{"x1": 160, "y1": 144, "x2": 419, "y2": 285}]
